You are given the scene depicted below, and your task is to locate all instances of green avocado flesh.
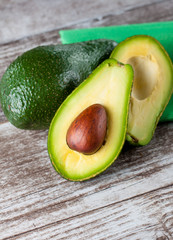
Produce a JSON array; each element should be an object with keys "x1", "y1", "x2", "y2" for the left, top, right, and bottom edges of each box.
[
  {"x1": 0, "y1": 39, "x2": 116, "y2": 130},
  {"x1": 48, "y1": 59, "x2": 133, "y2": 181},
  {"x1": 110, "y1": 35, "x2": 173, "y2": 145}
]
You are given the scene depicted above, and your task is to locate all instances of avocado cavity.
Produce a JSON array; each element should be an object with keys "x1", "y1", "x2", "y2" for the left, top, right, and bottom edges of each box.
[{"x1": 128, "y1": 55, "x2": 158, "y2": 100}]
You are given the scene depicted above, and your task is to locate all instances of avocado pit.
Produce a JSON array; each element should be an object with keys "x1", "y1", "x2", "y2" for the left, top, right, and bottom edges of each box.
[{"x1": 66, "y1": 104, "x2": 107, "y2": 154}]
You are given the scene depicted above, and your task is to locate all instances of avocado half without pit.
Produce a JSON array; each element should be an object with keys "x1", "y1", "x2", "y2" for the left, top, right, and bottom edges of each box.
[
  {"x1": 48, "y1": 59, "x2": 133, "y2": 181},
  {"x1": 110, "y1": 35, "x2": 173, "y2": 146}
]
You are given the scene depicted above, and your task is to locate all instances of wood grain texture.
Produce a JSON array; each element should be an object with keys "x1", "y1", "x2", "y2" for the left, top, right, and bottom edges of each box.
[
  {"x1": 3, "y1": 186, "x2": 173, "y2": 240},
  {"x1": 0, "y1": 0, "x2": 173, "y2": 239},
  {"x1": 0, "y1": 122, "x2": 173, "y2": 239},
  {"x1": 0, "y1": 0, "x2": 164, "y2": 43}
]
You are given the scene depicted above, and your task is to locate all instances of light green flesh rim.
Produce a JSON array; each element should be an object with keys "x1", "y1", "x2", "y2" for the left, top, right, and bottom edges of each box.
[
  {"x1": 48, "y1": 59, "x2": 133, "y2": 181},
  {"x1": 110, "y1": 35, "x2": 173, "y2": 146}
]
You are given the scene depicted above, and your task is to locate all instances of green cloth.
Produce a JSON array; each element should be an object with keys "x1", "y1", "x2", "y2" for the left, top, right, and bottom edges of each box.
[{"x1": 59, "y1": 21, "x2": 173, "y2": 122}]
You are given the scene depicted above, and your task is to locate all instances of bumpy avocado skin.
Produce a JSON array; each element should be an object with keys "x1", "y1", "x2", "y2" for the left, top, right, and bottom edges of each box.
[{"x1": 0, "y1": 40, "x2": 116, "y2": 129}]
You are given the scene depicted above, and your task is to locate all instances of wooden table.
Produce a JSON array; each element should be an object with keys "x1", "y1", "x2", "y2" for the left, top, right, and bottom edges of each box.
[{"x1": 0, "y1": 1, "x2": 173, "y2": 239}]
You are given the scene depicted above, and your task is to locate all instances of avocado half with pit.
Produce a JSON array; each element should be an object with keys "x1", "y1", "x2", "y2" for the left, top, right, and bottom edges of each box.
[
  {"x1": 111, "y1": 35, "x2": 173, "y2": 146},
  {"x1": 48, "y1": 59, "x2": 133, "y2": 181}
]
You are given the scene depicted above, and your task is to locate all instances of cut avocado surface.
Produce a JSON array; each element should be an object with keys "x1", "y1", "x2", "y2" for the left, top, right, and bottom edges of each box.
[
  {"x1": 48, "y1": 59, "x2": 133, "y2": 181},
  {"x1": 110, "y1": 35, "x2": 173, "y2": 145},
  {"x1": 0, "y1": 39, "x2": 116, "y2": 130}
]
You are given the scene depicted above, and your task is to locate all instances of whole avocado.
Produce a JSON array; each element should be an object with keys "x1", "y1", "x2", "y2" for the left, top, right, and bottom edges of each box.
[{"x1": 0, "y1": 40, "x2": 116, "y2": 129}]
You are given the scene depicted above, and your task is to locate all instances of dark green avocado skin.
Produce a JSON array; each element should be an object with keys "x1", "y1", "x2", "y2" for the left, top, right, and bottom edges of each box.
[{"x1": 0, "y1": 40, "x2": 116, "y2": 129}]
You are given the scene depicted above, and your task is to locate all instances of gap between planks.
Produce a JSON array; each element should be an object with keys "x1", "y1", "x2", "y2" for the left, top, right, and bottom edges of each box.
[
  {"x1": 1, "y1": 184, "x2": 173, "y2": 240},
  {"x1": 0, "y1": 0, "x2": 167, "y2": 44}
]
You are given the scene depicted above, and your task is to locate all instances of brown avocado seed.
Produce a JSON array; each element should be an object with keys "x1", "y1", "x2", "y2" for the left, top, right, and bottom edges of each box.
[{"x1": 66, "y1": 104, "x2": 107, "y2": 155}]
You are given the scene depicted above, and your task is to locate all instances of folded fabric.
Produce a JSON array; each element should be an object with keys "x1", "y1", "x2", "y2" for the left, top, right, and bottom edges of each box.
[{"x1": 59, "y1": 21, "x2": 173, "y2": 122}]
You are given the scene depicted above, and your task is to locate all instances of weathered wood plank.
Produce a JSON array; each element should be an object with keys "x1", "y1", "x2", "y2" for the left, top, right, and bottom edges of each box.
[
  {"x1": 3, "y1": 185, "x2": 173, "y2": 240},
  {"x1": 84, "y1": 0, "x2": 173, "y2": 28},
  {"x1": 0, "y1": 0, "x2": 165, "y2": 44},
  {"x1": 0, "y1": 122, "x2": 172, "y2": 239}
]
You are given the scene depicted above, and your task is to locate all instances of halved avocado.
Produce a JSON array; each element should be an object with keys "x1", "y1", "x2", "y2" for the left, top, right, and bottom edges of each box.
[
  {"x1": 48, "y1": 59, "x2": 133, "y2": 181},
  {"x1": 110, "y1": 35, "x2": 173, "y2": 145}
]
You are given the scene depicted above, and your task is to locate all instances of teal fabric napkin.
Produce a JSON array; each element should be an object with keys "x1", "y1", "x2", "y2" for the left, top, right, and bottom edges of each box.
[{"x1": 59, "y1": 21, "x2": 173, "y2": 122}]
